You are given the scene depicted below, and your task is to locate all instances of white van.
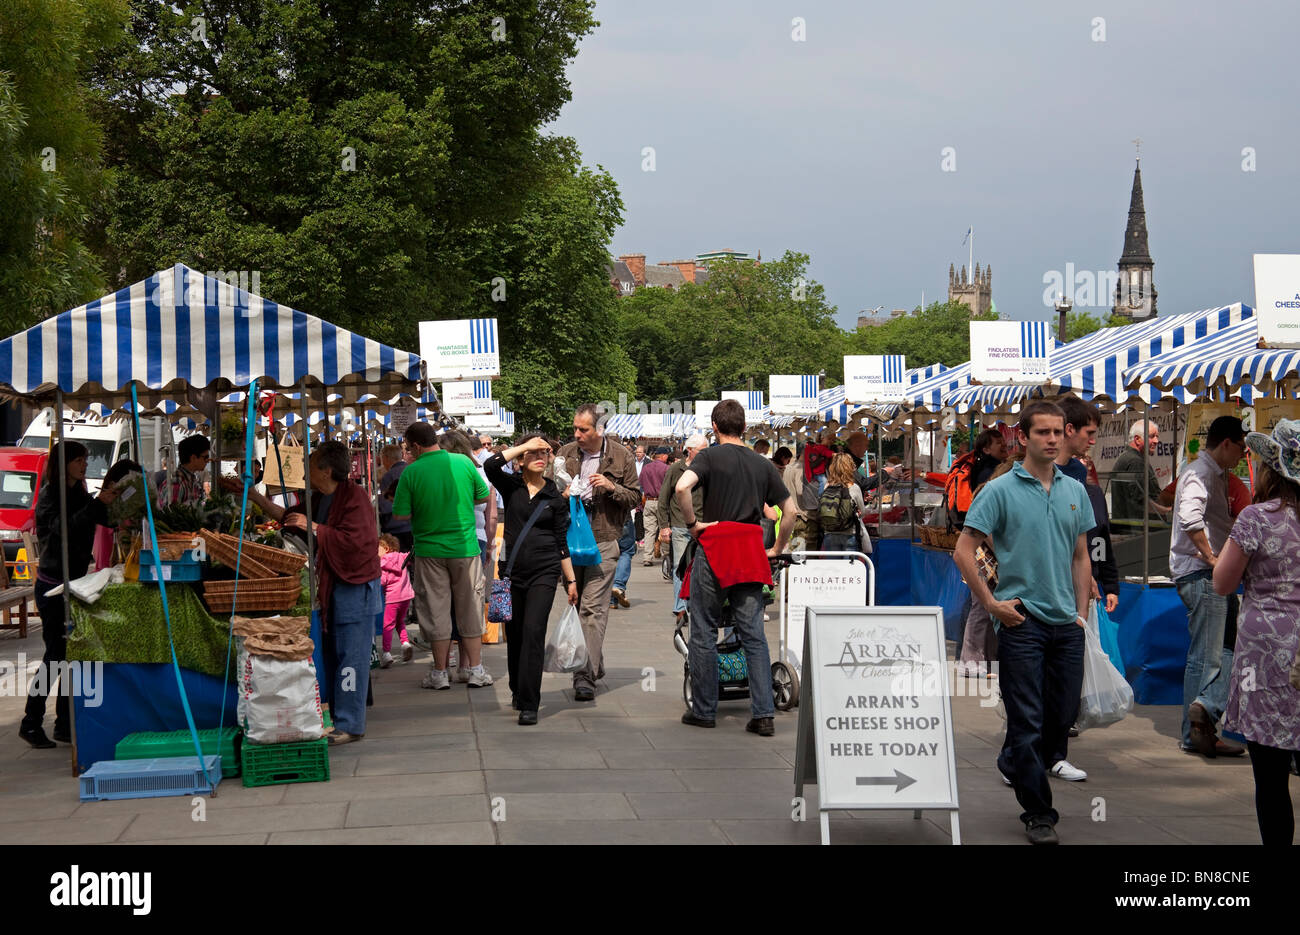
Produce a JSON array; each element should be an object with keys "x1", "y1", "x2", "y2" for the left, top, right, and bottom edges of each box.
[{"x1": 18, "y1": 409, "x2": 182, "y2": 495}]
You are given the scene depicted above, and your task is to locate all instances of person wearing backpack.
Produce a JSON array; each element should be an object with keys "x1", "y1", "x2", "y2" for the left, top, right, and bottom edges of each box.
[{"x1": 819, "y1": 454, "x2": 867, "y2": 553}]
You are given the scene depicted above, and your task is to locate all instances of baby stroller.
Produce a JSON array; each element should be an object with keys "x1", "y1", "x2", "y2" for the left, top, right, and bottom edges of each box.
[{"x1": 672, "y1": 553, "x2": 800, "y2": 712}]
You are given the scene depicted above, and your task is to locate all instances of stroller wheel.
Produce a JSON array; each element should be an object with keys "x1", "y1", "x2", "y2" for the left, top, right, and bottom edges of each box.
[
  {"x1": 661, "y1": 552, "x2": 672, "y2": 580},
  {"x1": 682, "y1": 663, "x2": 693, "y2": 711},
  {"x1": 772, "y1": 661, "x2": 800, "y2": 711}
]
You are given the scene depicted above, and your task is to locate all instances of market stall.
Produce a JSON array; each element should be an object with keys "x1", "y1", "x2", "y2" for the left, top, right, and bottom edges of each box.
[{"x1": 0, "y1": 263, "x2": 426, "y2": 776}]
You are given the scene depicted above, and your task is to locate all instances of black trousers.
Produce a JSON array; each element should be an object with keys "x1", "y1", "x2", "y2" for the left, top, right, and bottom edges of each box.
[
  {"x1": 22, "y1": 578, "x2": 70, "y2": 734},
  {"x1": 1247, "y1": 741, "x2": 1297, "y2": 845},
  {"x1": 506, "y1": 576, "x2": 559, "y2": 713}
]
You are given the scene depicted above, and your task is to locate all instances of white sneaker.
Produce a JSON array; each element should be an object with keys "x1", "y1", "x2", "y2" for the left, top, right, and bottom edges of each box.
[
  {"x1": 455, "y1": 666, "x2": 470, "y2": 683},
  {"x1": 466, "y1": 665, "x2": 494, "y2": 687},
  {"x1": 381, "y1": 652, "x2": 394, "y2": 669},
  {"x1": 421, "y1": 667, "x2": 451, "y2": 690},
  {"x1": 1050, "y1": 760, "x2": 1088, "y2": 781},
  {"x1": 400, "y1": 641, "x2": 413, "y2": 662}
]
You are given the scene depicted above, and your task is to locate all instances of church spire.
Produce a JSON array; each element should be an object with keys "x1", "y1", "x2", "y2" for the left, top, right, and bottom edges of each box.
[{"x1": 1119, "y1": 160, "x2": 1152, "y2": 265}]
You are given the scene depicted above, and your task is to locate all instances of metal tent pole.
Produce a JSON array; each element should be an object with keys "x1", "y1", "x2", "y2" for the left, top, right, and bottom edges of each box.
[
  {"x1": 302, "y1": 388, "x2": 316, "y2": 613},
  {"x1": 1142, "y1": 399, "x2": 1151, "y2": 586},
  {"x1": 54, "y1": 390, "x2": 76, "y2": 776}
]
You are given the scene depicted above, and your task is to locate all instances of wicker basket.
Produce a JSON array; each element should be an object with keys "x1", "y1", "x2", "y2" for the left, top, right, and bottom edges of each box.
[
  {"x1": 213, "y1": 532, "x2": 307, "y2": 576},
  {"x1": 196, "y1": 530, "x2": 278, "y2": 579},
  {"x1": 917, "y1": 527, "x2": 935, "y2": 546},
  {"x1": 931, "y1": 530, "x2": 961, "y2": 550},
  {"x1": 201, "y1": 577, "x2": 302, "y2": 614}
]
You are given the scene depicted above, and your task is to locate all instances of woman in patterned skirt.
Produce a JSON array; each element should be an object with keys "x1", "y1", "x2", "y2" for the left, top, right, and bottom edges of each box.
[{"x1": 1214, "y1": 418, "x2": 1300, "y2": 846}]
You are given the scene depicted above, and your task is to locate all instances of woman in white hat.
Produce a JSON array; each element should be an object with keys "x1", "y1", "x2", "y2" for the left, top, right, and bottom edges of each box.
[{"x1": 1213, "y1": 417, "x2": 1300, "y2": 846}]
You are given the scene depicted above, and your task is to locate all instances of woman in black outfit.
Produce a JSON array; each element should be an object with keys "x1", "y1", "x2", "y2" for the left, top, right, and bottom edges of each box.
[
  {"x1": 485, "y1": 435, "x2": 578, "y2": 725},
  {"x1": 19, "y1": 441, "x2": 119, "y2": 748}
]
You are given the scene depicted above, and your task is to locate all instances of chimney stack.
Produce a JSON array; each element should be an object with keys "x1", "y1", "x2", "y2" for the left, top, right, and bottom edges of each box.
[{"x1": 619, "y1": 254, "x2": 646, "y2": 286}]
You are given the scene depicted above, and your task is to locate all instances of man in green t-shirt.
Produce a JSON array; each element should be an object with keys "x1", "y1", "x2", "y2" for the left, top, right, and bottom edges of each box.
[{"x1": 394, "y1": 421, "x2": 493, "y2": 690}]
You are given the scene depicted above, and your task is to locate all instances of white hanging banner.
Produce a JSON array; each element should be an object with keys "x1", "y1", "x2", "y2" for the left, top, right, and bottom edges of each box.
[
  {"x1": 721, "y1": 390, "x2": 768, "y2": 426},
  {"x1": 419, "y1": 319, "x2": 501, "y2": 380},
  {"x1": 441, "y1": 379, "x2": 494, "y2": 415},
  {"x1": 769, "y1": 375, "x2": 820, "y2": 415},
  {"x1": 969, "y1": 321, "x2": 1051, "y2": 384},
  {"x1": 1254, "y1": 254, "x2": 1300, "y2": 348},
  {"x1": 843, "y1": 355, "x2": 907, "y2": 404},
  {"x1": 693, "y1": 401, "x2": 720, "y2": 433}
]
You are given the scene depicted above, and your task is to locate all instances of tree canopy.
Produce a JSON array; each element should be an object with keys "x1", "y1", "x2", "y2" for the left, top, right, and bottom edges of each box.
[{"x1": 845, "y1": 300, "x2": 997, "y2": 370}]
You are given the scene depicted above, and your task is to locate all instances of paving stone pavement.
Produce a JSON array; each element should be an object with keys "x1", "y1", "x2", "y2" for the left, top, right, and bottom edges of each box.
[{"x1": 0, "y1": 557, "x2": 1278, "y2": 845}]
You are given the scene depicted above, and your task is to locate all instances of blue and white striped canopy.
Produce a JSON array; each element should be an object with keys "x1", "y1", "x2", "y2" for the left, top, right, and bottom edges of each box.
[
  {"x1": 902, "y1": 361, "x2": 974, "y2": 412},
  {"x1": 0, "y1": 264, "x2": 425, "y2": 405},
  {"x1": 948, "y1": 303, "x2": 1254, "y2": 412},
  {"x1": 1124, "y1": 318, "x2": 1300, "y2": 397}
]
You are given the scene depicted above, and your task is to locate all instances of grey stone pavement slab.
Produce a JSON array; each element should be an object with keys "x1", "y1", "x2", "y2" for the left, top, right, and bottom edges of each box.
[{"x1": 0, "y1": 557, "x2": 1282, "y2": 844}]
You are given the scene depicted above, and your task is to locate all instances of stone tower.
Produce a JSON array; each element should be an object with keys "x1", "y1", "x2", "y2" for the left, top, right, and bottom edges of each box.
[
  {"x1": 948, "y1": 263, "x2": 992, "y2": 316},
  {"x1": 1112, "y1": 160, "x2": 1157, "y2": 321}
]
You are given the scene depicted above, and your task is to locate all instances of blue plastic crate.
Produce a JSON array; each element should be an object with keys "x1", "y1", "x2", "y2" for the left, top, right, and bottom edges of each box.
[
  {"x1": 79, "y1": 755, "x2": 223, "y2": 801},
  {"x1": 138, "y1": 548, "x2": 202, "y2": 582}
]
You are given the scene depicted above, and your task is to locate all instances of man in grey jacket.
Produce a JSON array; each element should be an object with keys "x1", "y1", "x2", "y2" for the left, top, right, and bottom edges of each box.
[{"x1": 555, "y1": 404, "x2": 643, "y2": 701}]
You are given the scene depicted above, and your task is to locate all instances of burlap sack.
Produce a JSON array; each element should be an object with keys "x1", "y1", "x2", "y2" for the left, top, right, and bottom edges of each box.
[
  {"x1": 243, "y1": 630, "x2": 315, "y2": 662},
  {"x1": 231, "y1": 615, "x2": 311, "y2": 639}
]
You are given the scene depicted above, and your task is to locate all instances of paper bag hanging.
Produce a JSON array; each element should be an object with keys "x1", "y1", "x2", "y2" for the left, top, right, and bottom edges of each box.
[{"x1": 263, "y1": 431, "x2": 306, "y2": 489}]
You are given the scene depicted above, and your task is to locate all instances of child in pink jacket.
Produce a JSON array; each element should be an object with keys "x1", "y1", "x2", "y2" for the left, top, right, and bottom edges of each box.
[{"x1": 378, "y1": 534, "x2": 414, "y2": 667}]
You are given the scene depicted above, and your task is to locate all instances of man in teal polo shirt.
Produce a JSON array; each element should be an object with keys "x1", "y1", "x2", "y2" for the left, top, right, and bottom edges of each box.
[
  {"x1": 953, "y1": 400, "x2": 1094, "y2": 846},
  {"x1": 394, "y1": 421, "x2": 493, "y2": 690}
]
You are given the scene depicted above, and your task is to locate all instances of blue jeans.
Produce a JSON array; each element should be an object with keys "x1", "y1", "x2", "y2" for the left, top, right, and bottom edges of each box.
[
  {"x1": 671, "y1": 526, "x2": 690, "y2": 614},
  {"x1": 996, "y1": 613, "x2": 1085, "y2": 826},
  {"x1": 1176, "y1": 569, "x2": 1235, "y2": 747},
  {"x1": 326, "y1": 614, "x2": 374, "y2": 736},
  {"x1": 687, "y1": 546, "x2": 774, "y2": 720},
  {"x1": 611, "y1": 515, "x2": 636, "y2": 597},
  {"x1": 820, "y1": 532, "x2": 860, "y2": 553}
]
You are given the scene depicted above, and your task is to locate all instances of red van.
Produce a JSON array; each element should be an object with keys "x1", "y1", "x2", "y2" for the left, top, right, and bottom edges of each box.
[{"x1": 0, "y1": 447, "x2": 48, "y2": 576}]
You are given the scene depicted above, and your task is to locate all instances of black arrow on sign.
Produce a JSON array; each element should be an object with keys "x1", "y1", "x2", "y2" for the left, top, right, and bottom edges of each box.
[{"x1": 855, "y1": 770, "x2": 916, "y2": 793}]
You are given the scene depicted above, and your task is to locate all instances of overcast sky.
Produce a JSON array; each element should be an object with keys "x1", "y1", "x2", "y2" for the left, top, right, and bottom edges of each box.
[{"x1": 548, "y1": 0, "x2": 1299, "y2": 331}]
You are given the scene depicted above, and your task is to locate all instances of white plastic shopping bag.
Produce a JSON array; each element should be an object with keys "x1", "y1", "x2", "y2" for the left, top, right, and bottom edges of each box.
[
  {"x1": 1076, "y1": 602, "x2": 1134, "y2": 731},
  {"x1": 544, "y1": 605, "x2": 589, "y2": 673}
]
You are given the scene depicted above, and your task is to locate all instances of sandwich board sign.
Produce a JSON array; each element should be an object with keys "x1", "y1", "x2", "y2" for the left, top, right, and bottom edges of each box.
[
  {"x1": 843, "y1": 355, "x2": 907, "y2": 404},
  {"x1": 970, "y1": 320, "x2": 1051, "y2": 384},
  {"x1": 419, "y1": 319, "x2": 501, "y2": 380},
  {"x1": 794, "y1": 606, "x2": 960, "y2": 845},
  {"x1": 1254, "y1": 254, "x2": 1300, "y2": 348}
]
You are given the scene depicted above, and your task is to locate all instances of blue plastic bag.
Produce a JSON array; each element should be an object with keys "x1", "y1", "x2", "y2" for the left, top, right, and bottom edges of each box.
[
  {"x1": 1096, "y1": 602, "x2": 1125, "y2": 675},
  {"x1": 567, "y1": 497, "x2": 602, "y2": 566}
]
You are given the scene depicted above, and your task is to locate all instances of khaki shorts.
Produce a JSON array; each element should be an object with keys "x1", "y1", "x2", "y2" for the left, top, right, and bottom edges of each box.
[{"x1": 412, "y1": 555, "x2": 485, "y2": 641}]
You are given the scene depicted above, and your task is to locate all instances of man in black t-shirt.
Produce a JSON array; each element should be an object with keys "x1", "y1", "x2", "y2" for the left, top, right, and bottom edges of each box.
[{"x1": 674, "y1": 400, "x2": 797, "y2": 736}]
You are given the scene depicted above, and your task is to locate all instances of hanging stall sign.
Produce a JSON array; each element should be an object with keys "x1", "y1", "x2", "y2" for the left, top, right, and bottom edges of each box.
[
  {"x1": 440, "y1": 380, "x2": 494, "y2": 415},
  {"x1": 389, "y1": 400, "x2": 418, "y2": 435},
  {"x1": 794, "y1": 606, "x2": 960, "y2": 845},
  {"x1": 1250, "y1": 398, "x2": 1300, "y2": 436},
  {"x1": 418, "y1": 319, "x2": 500, "y2": 380},
  {"x1": 843, "y1": 356, "x2": 907, "y2": 404},
  {"x1": 463, "y1": 402, "x2": 513, "y2": 436},
  {"x1": 641, "y1": 412, "x2": 679, "y2": 437},
  {"x1": 693, "y1": 401, "x2": 720, "y2": 433},
  {"x1": 783, "y1": 559, "x2": 869, "y2": 671},
  {"x1": 1096, "y1": 410, "x2": 1185, "y2": 490},
  {"x1": 721, "y1": 391, "x2": 768, "y2": 426},
  {"x1": 1254, "y1": 254, "x2": 1300, "y2": 348},
  {"x1": 769, "y1": 375, "x2": 820, "y2": 415},
  {"x1": 1184, "y1": 403, "x2": 1241, "y2": 462},
  {"x1": 969, "y1": 321, "x2": 1051, "y2": 384}
]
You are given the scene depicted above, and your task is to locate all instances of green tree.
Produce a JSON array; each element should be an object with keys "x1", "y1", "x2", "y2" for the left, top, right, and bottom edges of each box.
[
  {"x1": 88, "y1": 1, "x2": 610, "y2": 396},
  {"x1": 615, "y1": 252, "x2": 844, "y2": 404},
  {"x1": 1062, "y1": 309, "x2": 1132, "y2": 342},
  {"x1": 0, "y1": 0, "x2": 127, "y2": 335},
  {"x1": 846, "y1": 300, "x2": 997, "y2": 369}
]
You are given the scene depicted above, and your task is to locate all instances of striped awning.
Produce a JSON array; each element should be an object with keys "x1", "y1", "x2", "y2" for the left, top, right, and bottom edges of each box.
[
  {"x1": 948, "y1": 303, "x2": 1253, "y2": 412},
  {"x1": 0, "y1": 264, "x2": 425, "y2": 405},
  {"x1": 1123, "y1": 318, "x2": 1300, "y2": 396}
]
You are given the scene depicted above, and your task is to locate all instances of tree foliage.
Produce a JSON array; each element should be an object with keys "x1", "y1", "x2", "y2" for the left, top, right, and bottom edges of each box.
[
  {"x1": 614, "y1": 252, "x2": 844, "y2": 405},
  {"x1": 845, "y1": 300, "x2": 997, "y2": 369},
  {"x1": 0, "y1": 0, "x2": 127, "y2": 335}
]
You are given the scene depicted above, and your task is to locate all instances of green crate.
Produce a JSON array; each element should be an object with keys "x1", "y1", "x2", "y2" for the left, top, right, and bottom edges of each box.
[
  {"x1": 241, "y1": 737, "x2": 330, "y2": 788},
  {"x1": 115, "y1": 728, "x2": 241, "y2": 777}
]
